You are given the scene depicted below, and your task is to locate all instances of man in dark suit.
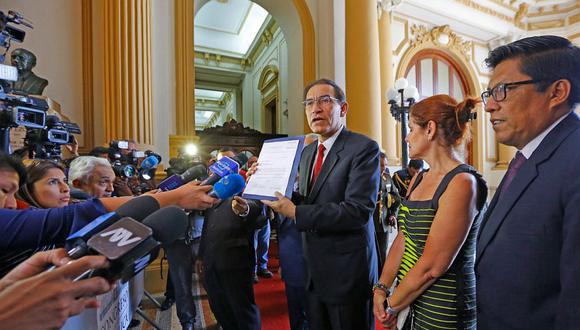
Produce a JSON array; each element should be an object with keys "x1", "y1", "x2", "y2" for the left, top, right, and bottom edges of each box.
[
  {"x1": 196, "y1": 196, "x2": 265, "y2": 330},
  {"x1": 196, "y1": 148, "x2": 266, "y2": 330},
  {"x1": 263, "y1": 78, "x2": 380, "y2": 329},
  {"x1": 476, "y1": 35, "x2": 580, "y2": 329}
]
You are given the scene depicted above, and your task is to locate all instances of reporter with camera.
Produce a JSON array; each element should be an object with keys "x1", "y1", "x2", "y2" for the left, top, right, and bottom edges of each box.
[{"x1": 0, "y1": 248, "x2": 114, "y2": 330}]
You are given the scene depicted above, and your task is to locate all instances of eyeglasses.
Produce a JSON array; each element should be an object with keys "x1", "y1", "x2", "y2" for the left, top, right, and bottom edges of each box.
[
  {"x1": 481, "y1": 79, "x2": 543, "y2": 105},
  {"x1": 302, "y1": 95, "x2": 341, "y2": 108}
]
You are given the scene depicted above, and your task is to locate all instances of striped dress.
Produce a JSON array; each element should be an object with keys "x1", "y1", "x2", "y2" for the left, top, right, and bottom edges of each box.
[{"x1": 396, "y1": 164, "x2": 485, "y2": 330}]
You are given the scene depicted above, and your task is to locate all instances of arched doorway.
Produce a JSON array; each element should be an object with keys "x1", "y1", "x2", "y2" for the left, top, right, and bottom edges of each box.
[
  {"x1": 193, "y1": 0, "x2": 315, "y2": 135},
  {"x1": 404, "y1": 49, "x2": 474, "y2": 164}
]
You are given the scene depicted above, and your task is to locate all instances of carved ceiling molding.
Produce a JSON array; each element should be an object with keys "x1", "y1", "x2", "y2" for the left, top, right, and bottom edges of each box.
[{"x1": 410, "y1": 25, "x2": 472, "y2": 62}]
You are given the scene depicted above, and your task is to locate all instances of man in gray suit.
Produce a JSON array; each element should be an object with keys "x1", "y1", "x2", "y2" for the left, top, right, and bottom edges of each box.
[
  {"x1": 263, "y1": 78, "x2": 380, "y2": 329},
  {"x1": 476, "y1": 35, "x2": 580, "y2": 329}
]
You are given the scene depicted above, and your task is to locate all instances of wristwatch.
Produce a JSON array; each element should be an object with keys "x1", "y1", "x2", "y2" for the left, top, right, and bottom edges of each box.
[{"x1": 385, "y1": 298, "x2": 399, "y2": 316}]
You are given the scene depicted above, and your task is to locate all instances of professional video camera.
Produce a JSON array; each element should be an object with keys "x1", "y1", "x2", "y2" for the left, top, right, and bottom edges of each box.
[
  {"x1": 108, "y1": 140, "x2": 138, "y2": 179},
  {"x1": 0, "y1": 10, "x2": 47, "y2": 153},
  {"x1": 24, "y1": 114, "x2": 81, "y2": 160}
]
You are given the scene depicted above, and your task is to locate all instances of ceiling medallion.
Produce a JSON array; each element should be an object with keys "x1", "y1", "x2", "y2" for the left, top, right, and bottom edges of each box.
[{"x1": 410, "y1": 25, "x2": 472, "y2": 60}]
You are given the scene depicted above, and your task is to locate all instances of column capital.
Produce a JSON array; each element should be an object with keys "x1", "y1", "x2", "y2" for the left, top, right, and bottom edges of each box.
[{"x1": 377, "y1": 0, "x2": 403, "y2": 19}]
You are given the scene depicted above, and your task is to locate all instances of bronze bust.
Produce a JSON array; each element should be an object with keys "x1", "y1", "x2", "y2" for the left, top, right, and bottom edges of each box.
[{"x1": 10, "y1": 48, "x2": 48, "y2": 95}]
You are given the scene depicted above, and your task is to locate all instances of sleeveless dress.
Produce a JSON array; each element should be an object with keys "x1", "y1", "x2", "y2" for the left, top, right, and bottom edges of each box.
[{"x1": 396, "y1": 164, "x2": 486, "y2": 330}]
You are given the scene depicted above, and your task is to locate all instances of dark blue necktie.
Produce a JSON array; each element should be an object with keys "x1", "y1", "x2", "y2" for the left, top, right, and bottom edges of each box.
[{"x1": 500, "y1": 151, "x2": 526, "y2": 195}]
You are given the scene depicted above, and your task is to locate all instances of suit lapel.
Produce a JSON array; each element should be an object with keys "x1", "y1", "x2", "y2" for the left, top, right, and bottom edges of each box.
[
  {"x1": 300, "y1": 142, "x2": 316, "y2": 197},
  {"x1": 475, "y1": 163, "x2": 538, "y2": 263},
  {"x1": 476, "y1": 113, "x2": 580, "y2": 264},
  {"x1": 307, "y1": 129, "x2": 347, "y2": 202}
]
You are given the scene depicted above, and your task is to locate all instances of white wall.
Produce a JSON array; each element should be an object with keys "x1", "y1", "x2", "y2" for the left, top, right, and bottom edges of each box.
[{"x1": 151, "y1": 0, "x2": 176, "y2": 165}]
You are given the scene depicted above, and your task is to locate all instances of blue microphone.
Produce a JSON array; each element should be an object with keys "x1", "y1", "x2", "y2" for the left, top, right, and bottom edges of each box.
[
  {"x1": 139, "y1": 155, "x2": 160, "y2": 180},
  {"x1": 209, "y1": 173, "x2": 246, "y2": 199},
  {"x1": 140, "y1": 155, "x2": 159, "y2": 171}
]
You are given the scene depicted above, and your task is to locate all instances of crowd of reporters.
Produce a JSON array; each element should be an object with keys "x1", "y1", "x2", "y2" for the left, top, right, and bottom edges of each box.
[{"x1": 0, "y1": 139, "x2": 220, "y2": 329}]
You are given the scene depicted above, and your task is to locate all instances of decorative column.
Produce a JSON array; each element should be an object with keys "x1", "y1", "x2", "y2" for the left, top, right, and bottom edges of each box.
[
  {"x1": 378, "y1": 2, "x2": 399, "y2": 165},
  {"x1": 170, "y1": 0, "x2": 198, "y2": 159},
  {"x1": 345, "y1": 0, "x2": 382, "y2": 143},
  {"x1": 102, "y1": 0, "x2": 153, "y2": 145}
]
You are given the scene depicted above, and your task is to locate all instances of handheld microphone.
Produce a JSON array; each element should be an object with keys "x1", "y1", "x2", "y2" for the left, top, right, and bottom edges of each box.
[
  {"x1": 140, "y1": 155, "x2": 159, "y2": 171},
  {"x1": 201, "y1": 153, "x2": 249, "y2": 186},
  {"x1": 209, "y1": 173, "x2": 246, "y2": 199},
  {"x1": 64, "y1": 195, "x2": 160, "y2": 259},
  {"x1": 157, "y1": 164, "x2": 207, "y2": 191},
  {"x1": 76, "y1": 207, "x2": 188, "y2": 282},
  {"x1": 139, "y1": 155, "x2": 160, "y2": 180}
]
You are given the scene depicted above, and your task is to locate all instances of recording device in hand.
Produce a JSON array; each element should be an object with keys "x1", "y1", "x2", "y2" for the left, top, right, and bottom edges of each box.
[
  {"x1": 65, "y1": 195, "x2": 161, "y2": 259},
  {"x1": 209, "y1": 173, "x2": 246, "y2": 199},
  {"x1": 75, "y1": 206, "x2": 188, "y2": 282},
  {"x1": 201, "y1": 153, "x2": 249, "y2": 186},
  {"x1": 158, "y1": 164, "x2": 208, "y2": 191}
]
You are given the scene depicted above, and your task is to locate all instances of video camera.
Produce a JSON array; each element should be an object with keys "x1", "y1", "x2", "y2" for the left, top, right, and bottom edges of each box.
[
  {"x1": 0, "y1": 10, "x2": 45, "y2": 153},
  {"x1": 108, "y1": 140, "x2": 138, "y2": 179},
  {"x1": 24, "y1": 114, "x2": 81, "y2": 160}
]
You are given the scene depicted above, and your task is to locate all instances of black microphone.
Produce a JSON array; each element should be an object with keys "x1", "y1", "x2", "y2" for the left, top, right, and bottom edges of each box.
[
  {"x1": 64, "y1": 195, "x2": 160, "y2": 260},
  {"x1": 75, "y1": 207, "x2": 188, "y2": 283},
  {"x1": 201, "y1": 153, "x2": 249, "y2": 186},
  {"x1": 157, "y1": 164, "x2": 208, "y2": 191}
]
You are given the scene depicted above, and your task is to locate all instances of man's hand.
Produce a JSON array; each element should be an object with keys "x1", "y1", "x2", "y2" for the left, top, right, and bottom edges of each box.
[
  {"x1": 0, "y1": 254, "x2": 113, "y2": 330},
  {"x1": 113, "y1": 177, "x2": 133, "y2": 197},
  {"x1": 261, "y1": 192, "x2": 296, "y2": 219},
  {"x1": 231, "y1": 196, "x2": 249, "y2": 216},
  {"x1": 176, "y1": 181, "x2": 217, "y2": 210}
]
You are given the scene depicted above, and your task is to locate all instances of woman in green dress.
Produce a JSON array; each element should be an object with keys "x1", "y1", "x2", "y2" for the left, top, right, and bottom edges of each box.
[{"x1": 373, "y1": 94, "x2": 488, "y2": 329}]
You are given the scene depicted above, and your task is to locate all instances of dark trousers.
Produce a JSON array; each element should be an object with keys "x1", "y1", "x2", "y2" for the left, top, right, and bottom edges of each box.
[
  {"x1": 164, "y1": 239, "x2": 196, "y2": 325},
  {"x1": 203, "y1": 266, "x2": 261, "y2": 330},
  {"x1": 307, "y1": 291, "x2": 372, "y2": 330},
  {"x1": 285, "y1": 284, "x2": 309, "y2": 330}
]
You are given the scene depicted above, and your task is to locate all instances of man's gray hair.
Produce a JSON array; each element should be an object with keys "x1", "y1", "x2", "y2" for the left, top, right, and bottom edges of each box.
[{"x1": 68, "y1": 156, "x2": 112, "y2": 185}]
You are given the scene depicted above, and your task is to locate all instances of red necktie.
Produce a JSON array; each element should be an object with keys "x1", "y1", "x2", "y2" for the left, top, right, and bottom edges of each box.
[{"x1": 311, "y1": 144, "x2": 326, "y2": 186}]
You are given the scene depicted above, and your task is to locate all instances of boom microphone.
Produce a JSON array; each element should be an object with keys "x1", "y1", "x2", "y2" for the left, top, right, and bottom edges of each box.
[
  {"x1": 201, "y1": 153, "x2": 249, "y2": 186},
  {"x1": 76, "y1": 207, "x2": 188, "y2": 282},
  {"x1": 209, "y1": 173, "x2": 246, "y2": 199},
  {"x1": 158, "y1": 164, "x2": 208, "y2": 191}
]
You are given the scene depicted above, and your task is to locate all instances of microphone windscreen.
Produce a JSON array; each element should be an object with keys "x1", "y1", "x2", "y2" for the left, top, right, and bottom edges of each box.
[
  {"x1": 142, "y1": 206, "x2": 188, "y2": 245},
  {"x1": 116, "y1": 195, "x2": 160, "y2": 221},
  {"x1": 233, "y1": 153, "x2": 249, "y2": 167},
  {"x1": 212, "y1": 173, "x2": 246, "y2": 199},
  {"x1": 140, "y1": 155, "x2": 159, "y2": 170},
  {"x1": 181, "y1": 164, "x2": 208, "y2": 183}
]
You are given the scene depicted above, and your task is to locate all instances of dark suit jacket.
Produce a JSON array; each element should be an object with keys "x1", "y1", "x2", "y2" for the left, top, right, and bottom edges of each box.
[
  {"x1": 476, "y1": 113, "x2": 580, "y2": 329},
  {"x1": 275, "y1": 214, "x2": 307, "y2": 288},
  {"x1": 199, "y1": 198, "x2": 266, "y2": 271},
  {"x1": 294, "y1": 129, "x2": 380, "y2": 304}
]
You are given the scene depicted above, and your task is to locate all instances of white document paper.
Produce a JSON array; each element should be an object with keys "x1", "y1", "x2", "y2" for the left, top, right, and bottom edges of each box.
[{"x1": 243, "y1": 139, "x2": 301, "y2": 199}]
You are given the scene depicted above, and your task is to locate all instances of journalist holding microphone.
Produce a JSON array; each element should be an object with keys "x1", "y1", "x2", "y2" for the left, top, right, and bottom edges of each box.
[{"x1": 0, "y1": 152, "x2": 218, "y2": 329}]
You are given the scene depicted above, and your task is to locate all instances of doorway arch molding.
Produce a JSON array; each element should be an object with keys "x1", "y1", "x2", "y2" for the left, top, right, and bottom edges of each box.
[{"x1": 396, "y1": 24, "x2": 484, "y2": 170}]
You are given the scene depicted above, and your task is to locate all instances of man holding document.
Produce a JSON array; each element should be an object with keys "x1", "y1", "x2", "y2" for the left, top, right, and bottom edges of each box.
[{"x1": 258, "y1": 78, "x2": 380, "y2": 330}]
